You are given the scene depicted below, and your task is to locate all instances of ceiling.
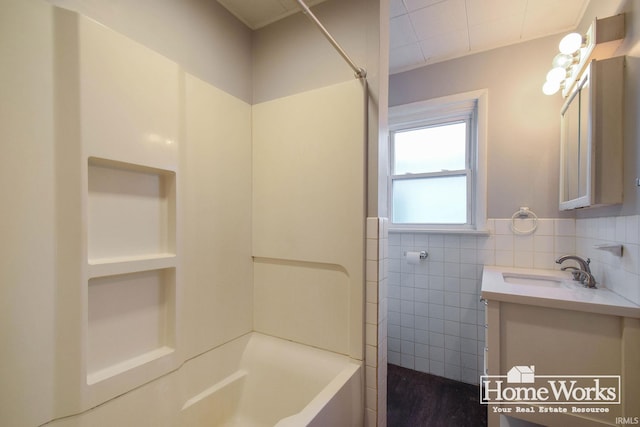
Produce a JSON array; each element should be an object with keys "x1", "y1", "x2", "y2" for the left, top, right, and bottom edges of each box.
[
  {"x1": 390, "y1": 0, "x2": 590, "y2": 74},
  {"x1": 217, "y1": 0, "x2": 329, "y2": 29},
  {"x1": 218, "y1": 0, "x2": 593, "y2": 75}
]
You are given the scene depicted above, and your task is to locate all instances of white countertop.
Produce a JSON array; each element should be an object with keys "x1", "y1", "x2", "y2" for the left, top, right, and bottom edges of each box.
[{"x1": 481, "y1": 266, "x2": 640, "y2": 318}]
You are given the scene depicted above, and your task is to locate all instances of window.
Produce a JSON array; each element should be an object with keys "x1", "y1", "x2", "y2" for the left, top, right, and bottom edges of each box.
[{"x1": 388, "y1": 90, "x2": 487, "y2": 232}]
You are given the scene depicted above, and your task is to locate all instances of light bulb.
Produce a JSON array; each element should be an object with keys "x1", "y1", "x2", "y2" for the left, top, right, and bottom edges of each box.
[
  {"x1": 552, "y1": 53, "x2": 574, "y2": 69},
  {"x1": 546, "y1": 67, "x2": 567, "y2": 84},
  {"x1": 542, "y1": 80, "x2": 560, "y2": 95},
  {"x1": 559, "y1": 32, "x2": 583, "y2": 55}
]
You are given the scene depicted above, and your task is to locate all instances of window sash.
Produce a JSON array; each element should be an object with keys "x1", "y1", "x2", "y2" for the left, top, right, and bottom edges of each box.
[
  {"x1": 389, "y1": 115, "x2": 474, "y2": 227},
  {"x1": 391, "y1": 171, "x2": 472, "y2": 225},
  {"x1": 391, "y1": 119, "x2": 469, "y2": 176}
]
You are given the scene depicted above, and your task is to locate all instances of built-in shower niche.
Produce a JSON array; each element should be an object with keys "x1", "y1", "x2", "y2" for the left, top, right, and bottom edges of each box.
[
  {"x1": 88, "y1": 157, "x2": 176, "y2": 263},
  {"x1": 87, "y1": 269, "x2": 176, "y2": 385},
  {"x1": 87, "y1": 157, "x2": 177, "y2": 385}
]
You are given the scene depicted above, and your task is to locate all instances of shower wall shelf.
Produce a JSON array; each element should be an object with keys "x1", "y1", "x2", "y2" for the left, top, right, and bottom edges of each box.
[
  {"x1": 87, "y1": 346, "x2": 174, "y2": 385},
  {"x1": 87, "y1": 254, "x2": 176, "y2": 278},
  {"x1": 86, "y1": 157, "x2": 178, "y2": 387},
  {"x1": 57, "y1": 11, "x2": 183, "y2": 412},
  {"x1": 593, "y1": 243, "x2": 623, "y2": 257}
]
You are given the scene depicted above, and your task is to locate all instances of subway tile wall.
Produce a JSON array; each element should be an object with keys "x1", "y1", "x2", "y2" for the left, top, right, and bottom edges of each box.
[{"x1": 387, "y1": 218, "x2": 578, "y2": 385}]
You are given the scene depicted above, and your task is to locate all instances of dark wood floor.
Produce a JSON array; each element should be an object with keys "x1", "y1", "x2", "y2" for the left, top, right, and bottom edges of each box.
[{"x1": 387, "y1": 364, "x2": 487, "y2": 427}]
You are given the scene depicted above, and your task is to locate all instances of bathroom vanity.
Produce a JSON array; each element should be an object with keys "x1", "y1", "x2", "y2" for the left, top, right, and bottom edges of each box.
[{"x1": 481, "y1": 266, "x2": 640, "y2": 427}]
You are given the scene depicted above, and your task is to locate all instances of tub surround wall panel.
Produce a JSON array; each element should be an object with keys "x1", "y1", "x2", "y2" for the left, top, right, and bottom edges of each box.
[
  {"x1": 2, "y1": 7, "x2": 254, "y2": 423},
  {"x1": 78, "y1": 17, "x2": 180, "y2": 172},
  {"x1": 47, "y1": 373, "x2": 182, "y2": 427},
  {"x1": 4, "y1": 1, "x2": 370, "y2": 426},
  {"x1": 76, "y1": 14, "x2": 257, "y2": 415},
  {"x1": 0, "y1": 1, "x2": 57, "y2": 425},
  {"x1": 75, "y1": 13, "x2": 183, "y2": 410},
  {"x1": 253, "y1": 259, "x2": 351, "y2": 354},
  {"x1": 182, "y1": 73, "x2": 253, "y2": 358},
  {"x1": 52, "y1": 6, "x2": 87, "y2": 415},
  {"x1": 252, "y1": 80, "x2": 366, "y2": 359}
]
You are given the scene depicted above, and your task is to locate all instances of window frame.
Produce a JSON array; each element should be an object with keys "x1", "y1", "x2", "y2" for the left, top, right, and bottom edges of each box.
[{"x1": 388, "y1": 90, "x2": 488, "y2": 234}]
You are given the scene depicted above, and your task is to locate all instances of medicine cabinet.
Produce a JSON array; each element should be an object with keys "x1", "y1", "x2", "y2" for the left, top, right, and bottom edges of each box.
[{"x1": 559, "y1": 56, "x2": 624, "y2": 210}]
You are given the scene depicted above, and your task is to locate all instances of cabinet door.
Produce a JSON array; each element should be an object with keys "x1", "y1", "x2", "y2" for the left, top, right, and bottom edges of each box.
[
  {"x1": 559, "y1": 56, "x2": 623, "y2": 210},
  {"x1": 559, "y1": 66, "x2": 592, "y2": 209}
]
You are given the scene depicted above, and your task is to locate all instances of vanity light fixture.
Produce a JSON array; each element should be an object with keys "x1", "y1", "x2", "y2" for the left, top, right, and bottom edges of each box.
[
  {"x1": 542, "y1": 32, "x2": 588, "y2": 96},
  {"x1": 542, "y1": 14, "x2": 625, "y2": 97}
]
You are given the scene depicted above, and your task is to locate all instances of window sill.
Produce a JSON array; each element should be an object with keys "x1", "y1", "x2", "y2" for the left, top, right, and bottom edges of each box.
[{"x1": 388, "y1": 227, "x2": 491, "y2": 236}]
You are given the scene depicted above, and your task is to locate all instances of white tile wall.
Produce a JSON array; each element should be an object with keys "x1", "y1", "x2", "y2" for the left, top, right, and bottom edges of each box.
[
  {"x1": 365, "y1": 217, "x2": 389, "y2": 427},
  {"x1": 383, "y1": 213, "x2": 639, "y2": 403},
  {"x1": 388, "y1": 230, "x2": 485, "y2": 385},
  {"x1": 576, "y1": 215, "x2": 640, "y2": 305},
  {"x1": 387, "y1": 218, "x2": 584, "y2": 385},
  {"x1": 387, "y1": 215, "x2": 640, "y2": 385}
]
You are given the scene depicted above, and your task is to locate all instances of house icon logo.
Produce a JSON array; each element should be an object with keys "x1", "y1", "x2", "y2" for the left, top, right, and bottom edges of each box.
[{"x1": 507, "y1": 365, "x2": 535, "y2": 383}]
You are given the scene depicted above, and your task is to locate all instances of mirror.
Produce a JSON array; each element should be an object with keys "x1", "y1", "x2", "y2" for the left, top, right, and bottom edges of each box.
[
  {"x1": 559, "y1": 64, "x2": 592, "y2": 210},
  {"x1": 558, "y1": 57, "x2": 624, "y2": 211}
]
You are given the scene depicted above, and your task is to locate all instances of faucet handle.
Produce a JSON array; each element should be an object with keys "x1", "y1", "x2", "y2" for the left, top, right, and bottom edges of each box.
[
  {"x1": 575, "y1": 269, "x2": 597, "y2": 288},
  {"x1": 561, "y1": 266, "x2": 583, "y2": 281}
]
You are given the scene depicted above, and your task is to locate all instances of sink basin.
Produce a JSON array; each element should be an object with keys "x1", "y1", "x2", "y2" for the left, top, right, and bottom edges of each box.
[
  {"x1": 502, "y1": 273, "x2": 564, "y2": 287},
  {"x1": 482, "y1": 266, "x2": 640, "y2": 318}
]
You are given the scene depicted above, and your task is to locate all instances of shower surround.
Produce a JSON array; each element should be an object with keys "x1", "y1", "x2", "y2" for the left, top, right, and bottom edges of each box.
[{"x1": 1, "y1": 2, "x2": 367, "y2": 425}]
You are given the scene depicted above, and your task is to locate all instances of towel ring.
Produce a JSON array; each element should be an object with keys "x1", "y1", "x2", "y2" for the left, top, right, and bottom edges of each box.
[{"x1": 511, "y1": 207, "x2": 538, "y2": 235}]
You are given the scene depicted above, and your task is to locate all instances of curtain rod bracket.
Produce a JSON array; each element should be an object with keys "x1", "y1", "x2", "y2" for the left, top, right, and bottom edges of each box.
[{"x1": 354, "y1": 68, "x2": 367, "y2": 79}]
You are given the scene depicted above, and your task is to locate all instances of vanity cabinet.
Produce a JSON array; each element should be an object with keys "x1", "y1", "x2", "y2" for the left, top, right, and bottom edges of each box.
[
  {"x1": 559, "y1": 56, "x2": 624, "y2": 210},
  {"x1": 484, "y1": 300, "x2": 640, "y2": 427}
]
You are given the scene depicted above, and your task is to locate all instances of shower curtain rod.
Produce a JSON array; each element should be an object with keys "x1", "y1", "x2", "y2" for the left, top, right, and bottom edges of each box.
[{"x1": 295, "y1": 0, "x2": 367, "y2": 79}]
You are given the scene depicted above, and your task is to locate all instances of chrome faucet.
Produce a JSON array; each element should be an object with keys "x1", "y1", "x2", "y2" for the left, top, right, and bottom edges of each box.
[
  {"x1": 575, "y1": 270, "x2": 597, "y2": 288},
  {"x1": 555, "y1": 255, "x2": 597, "y2": 288}
]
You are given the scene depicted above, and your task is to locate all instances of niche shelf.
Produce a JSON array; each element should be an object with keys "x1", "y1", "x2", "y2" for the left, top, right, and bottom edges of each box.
[
  {"x1": 87, "y1": 268, "x2": 176, "y2": 385},
  {"x1": 86, "y1": 157, "x2": 177, "y2": 385},
  {"x1": 87, "y1": 157, "x2": 176, "y2": 263}
]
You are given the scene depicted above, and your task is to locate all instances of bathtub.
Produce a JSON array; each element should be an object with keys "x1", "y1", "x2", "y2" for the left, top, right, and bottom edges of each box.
[{"x1": 180, "y1": 332, "x2": 363, "y2": 427}]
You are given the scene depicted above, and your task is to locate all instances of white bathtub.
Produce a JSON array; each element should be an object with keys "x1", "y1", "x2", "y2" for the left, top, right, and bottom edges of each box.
[{"x1": 180, "y1": 332, "x2": 363, "y2": 427}]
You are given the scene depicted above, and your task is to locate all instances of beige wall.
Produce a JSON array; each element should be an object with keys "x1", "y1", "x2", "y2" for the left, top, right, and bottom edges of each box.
[
  {"x1": 390, "y1": 35, "x2": 567, "y2": 219},
  {"x1": 253, "y1": 0, "x2": 368, "y2": 103},
  {"x1": 389, "y1": 0, "x2": 640, "y2": 219},
  {"x1": 48, "y1": 0, "x2": 253, "y2": 102}
]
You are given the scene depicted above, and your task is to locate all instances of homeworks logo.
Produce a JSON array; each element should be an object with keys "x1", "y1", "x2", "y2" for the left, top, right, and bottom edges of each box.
[{"x1": 480, "y1": 366, "x2": 621, "y2": 405}]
